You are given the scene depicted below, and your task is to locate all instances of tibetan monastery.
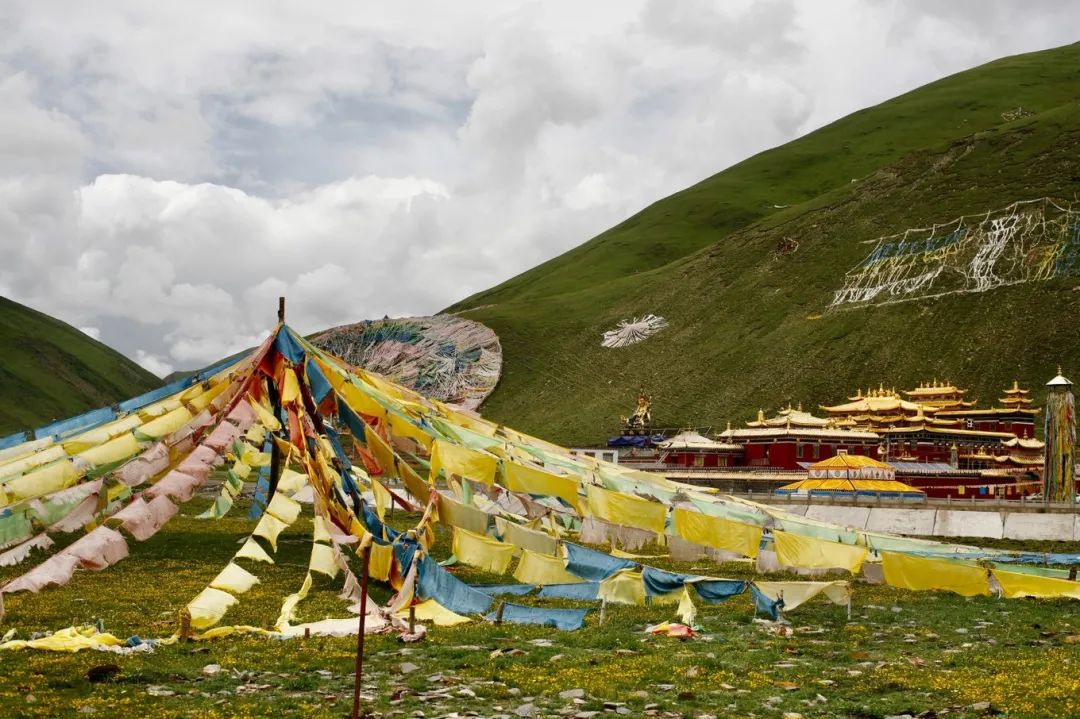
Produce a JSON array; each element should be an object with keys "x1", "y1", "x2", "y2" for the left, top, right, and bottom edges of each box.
[
  {"x1": 714, "y1": 404, "x2": 879, "y2": 470},
  {"x1": 819, "y1": 381, "x2": 1040, "y2": 466},
  {"x1": 933, "y1": 380, "x2": 1039, "y2": 438},
  {"x1": 658, "y1": 429, "x2": 743, "y2": 468}
]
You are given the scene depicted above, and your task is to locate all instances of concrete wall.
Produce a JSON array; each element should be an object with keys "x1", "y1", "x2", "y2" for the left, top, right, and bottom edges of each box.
[
  {"x1": 865, "y1": 508, "x2": 937, "y2": 536},
  {"x1": 805, "y1": 505, "x2": 871, "y2": 528},
  {"x1": 933, "y1": 510, "x2": 1005, "y2": 539},
  {"x1": 764, "y1": 503, "x2": 1077, "y2": 541},
  {"x1": 1002, "y1": 513, "x2": 1075, "y2": 541}
]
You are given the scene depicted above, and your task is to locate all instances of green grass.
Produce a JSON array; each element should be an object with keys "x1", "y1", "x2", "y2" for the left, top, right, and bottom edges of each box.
[
  {"x1": 441, "y1": 43, "x2": 1080, "y2": 445},
  {"x1": 0, "y1": 297, "x2": 162, "y2": 435},
  {"x1": 3, "y1": 504, "x2": 1080, "y2": 718}
]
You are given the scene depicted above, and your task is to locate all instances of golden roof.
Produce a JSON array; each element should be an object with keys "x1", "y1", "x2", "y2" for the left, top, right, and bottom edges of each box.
[
  {"x1": 847, "y1": 384, "x2": 901, "y2": 401},
  {"x1": 1002, "y1": 437, "x2": 1045, "y2": 450},
  {"x1": 777, "y1": 478, "x2": 924, "y2": 495},
  {"x1": 1001, "y1": 380, "x2": 1029, "y2": 395},
  {"x1": 936, "y1": 407, "x2": 1039, "y2": 417},
  {"x1": 807, "y1": 452, "x2": 892, "y2": 471},
  {"x1": 875, "y1": 424, "x2": 1016, "y2": 439},
  {"x1": 746, "y1": 405, "x2": 829, "y2": 429},
  {"x1": 904, "y1": 379, "x2": 967, "y2": 396},
  {"x1": 718, "y1": 427, "x2": 879, "y2": 441},
  {"x1": 821, "y1": 396, "x2": 924, "y2": 414},
  {"x1": 994, "y1": 455, "x2": 1043, "y2": 466}
]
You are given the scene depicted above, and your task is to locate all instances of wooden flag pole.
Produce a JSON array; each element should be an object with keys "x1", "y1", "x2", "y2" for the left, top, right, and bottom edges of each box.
[
  {"x1": 265, "y1": 297, "x2": 286, "y2": 504},
  {"x1": 351, "y1": 544, "x2": 372, "y2": 719}
]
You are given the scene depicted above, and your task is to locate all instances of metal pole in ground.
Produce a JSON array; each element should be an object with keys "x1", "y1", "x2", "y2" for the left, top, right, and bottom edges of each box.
[{"x1": 351, "y1": 544, "x2": 372, "y2": 719}]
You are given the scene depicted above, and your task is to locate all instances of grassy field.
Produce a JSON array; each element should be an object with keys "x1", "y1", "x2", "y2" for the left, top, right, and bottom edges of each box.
[
  {"x1": 442, "y1": 43, "x2": 1080, "y2": 446},
  {"x1": 3, "y1": 502, "x2": 1080, "y2": 718},
  {"x1": 0, "y1": 297, "x2": 162, "y2": 435}
]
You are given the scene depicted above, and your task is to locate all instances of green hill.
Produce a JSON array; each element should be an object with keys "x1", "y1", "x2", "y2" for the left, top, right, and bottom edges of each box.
[
  {"x1": 0, "y1": 297, "x2": 163, "y2": 434},
  {"x1": 448, "y1": 42, "x2": 1080, "y2": 446}
]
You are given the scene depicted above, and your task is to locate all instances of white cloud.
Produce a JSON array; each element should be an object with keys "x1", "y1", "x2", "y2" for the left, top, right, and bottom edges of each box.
[
  {"x1": 134, "y1": 350, "x2": 174, "y2": 378},
  {"x1": 78, "y1": 326, "x2": 101, "y2": 341},
  {"x1": 0, "y1": 1, "x2": 1077, "y2": 370}
]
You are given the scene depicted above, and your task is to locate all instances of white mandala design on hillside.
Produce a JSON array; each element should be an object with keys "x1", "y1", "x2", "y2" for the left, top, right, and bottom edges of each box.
[{"x1": 601, "y1": 314, "x2": 668, "y2": 348}]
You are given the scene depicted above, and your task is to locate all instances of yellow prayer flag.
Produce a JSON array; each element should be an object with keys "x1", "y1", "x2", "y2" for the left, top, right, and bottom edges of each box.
[
  {"x1": 397, "y1": 599, "x2": 471, "y2": 626},
  {"x1": 365, "y1": 426, "x2": 399, "y2": 480},
  {"x1": 372, "y1": 476, "x2": 392, "y2": 521},
  {"x1": 62, "y1": 415, "x2": 143, "y2": 455},
  {"x1": 993, "y1": 568, "x2": 1080, "y2": 599},
  {"x1": 247, "y1": 396, "x2": 282, "y2": 432},
  {"x1": 185, "y1": 380, "x2": 231, "y2": 413},
  {"x1": 773, "y1": 530, "x2": 868, "y2": 574},
  {"x1": 0, "y1": 445, "x2": 66, "y2": 481},
  {"x1": 436, "y1": 492, "x2": 490, "y2": 535},
  {"x1": 210, "y1": 562, "x2": 260, "y2": 594},
  {"x1": 430, "y1": 439, "x2": 498, "y2": 485},
  {"x1": 137, "y1": 397, "x2": 182, "y2": 422},
  {"x1": 513, "y1": 549, "x2": 582, "y2": 585},
  {"x1": 881, "y1": 552, "x2": 990, "y2": 597},
  {"x1": 137, "y1": 406, "x2": 194, "y2": 439},
  {"x1": 452, "y1": 527, "x2": 516, "y2": 575},
  {"x1": 501, "y1": 461, "x2": 581, "y2": 510},
  {"x1": 277, "y1": 468, "x2": 308, "y2": 494},
  {"x1": 752, "y1": 580, "x2": 851, "y2": 611},
  {"x1": 312, "y1": 515, "x2": 332, "y2": 544},
  {"x1": 253, "y1": 512, "x2": 290, "y2": 552},
  {"x1": 281, "y1": 368, "x2": 301, "y2": 405},
  {"x1": 274, "y1": 572, "x2": 314, "y2": 631},
  {"x1": 339, "y1": 382, "x2": 388, "y2": 421},
  {"x1": 672, "y1": 507, "x2": 762, "y2": 558},
  {"x1": 76, "y1": 432, "x2": 143, "y2": 468},
  {"x1": 358, "y1": 369, "x2": 414, "y2": 402},
  {"x1": 309, "y1": 543, "x2": 339, "y2": 579},
  {"x1": 495, "y1": 517, "x2": 558, "y2": 556},
  {"x1": 400, "y1": 461, "x2": 430, "y2": 504},
  {"x1": 586, "y1": 484, "x2": 666, "y2": 535},
  {"x1": 266, "y1": 493, "x2": 302, "y2": 525},
  {"x1": 235, "y1": 538, "x2": 275, "y2": 564},
  {"x1": 387, "y1": 412, "x2": 434, "y2": 449},
  {"x1": 244, "y1": 424, "x2": 266, "y2": 445},
  {"x1": 438, "y1": 404, "x2": 499, "y2": 437},
  {"x1": 598, "y1": 569, "x2": 645, "y2": 606},
  {"x1": 187, "y1": 587, "x2": 238, "y2": 630},
  {"x1": 241, "y1": 445, "x2": 271, "y2": 468},
  {"x1": 1, "y1": 460, "x2": 79, "y2": 507},
  {"x1": 370, "y1": 540, "x2": 395, "y2": 582}
]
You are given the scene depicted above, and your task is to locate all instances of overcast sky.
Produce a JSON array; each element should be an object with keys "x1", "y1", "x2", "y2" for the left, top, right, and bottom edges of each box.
[{"x1": 1, "y1": 1, "x2": 1076, "y2": 376}]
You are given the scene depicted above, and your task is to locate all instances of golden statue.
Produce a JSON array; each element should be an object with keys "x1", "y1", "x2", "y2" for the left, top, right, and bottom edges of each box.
[{"x1": 621, "y1": 388, "x2": 652, "y2": 432}]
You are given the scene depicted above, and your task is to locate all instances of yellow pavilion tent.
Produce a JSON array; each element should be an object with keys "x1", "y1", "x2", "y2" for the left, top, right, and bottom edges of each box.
[{"x1": 777, "y1": 451, "x2": 925, "y2": 498}]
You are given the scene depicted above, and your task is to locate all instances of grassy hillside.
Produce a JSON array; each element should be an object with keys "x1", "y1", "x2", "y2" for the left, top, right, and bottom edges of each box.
[
  {"x1": 0, "y1": 297, "x2": 162, "y2": 434},
  {"x1": 448, "y1": 43, "x2": 1080, "y2": 445}
]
